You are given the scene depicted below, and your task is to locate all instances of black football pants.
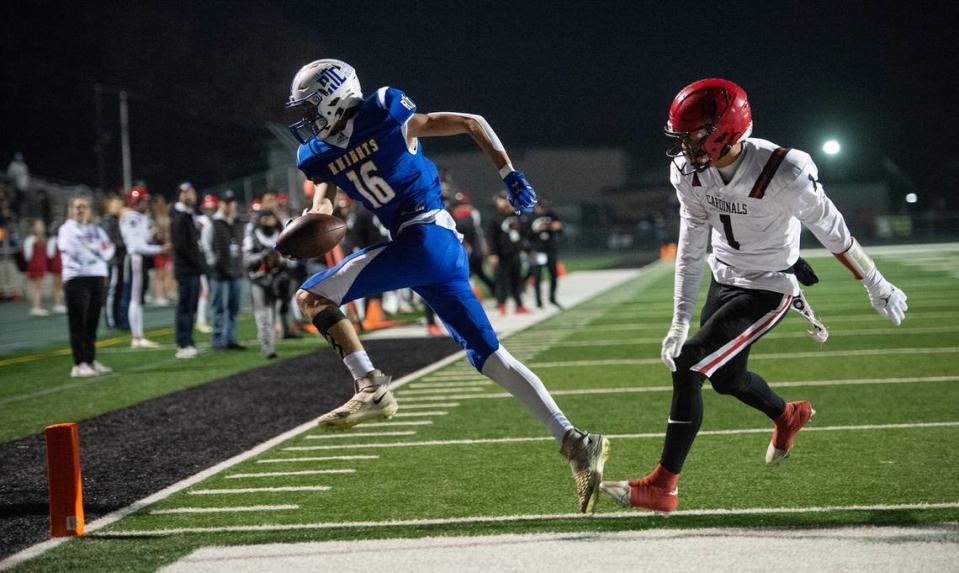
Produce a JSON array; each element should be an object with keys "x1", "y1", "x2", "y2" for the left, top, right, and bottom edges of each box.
[{"x1": 660, "y1": 279, "x2": 792, "y2": 474}]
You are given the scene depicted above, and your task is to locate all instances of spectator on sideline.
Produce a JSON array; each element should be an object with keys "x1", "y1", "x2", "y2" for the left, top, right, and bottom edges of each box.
[
  {"x1": 528, "y1": 201, "x2": 564, "y2": 309},
  {"x1": 488, "y1": 190, "x2": 530, "y2": 316},
  {"x1": 101, "y1": 195, "x2": 126, "y2": 329},
  {"x1": 195, "y1": 193, "x2": 217, "y2": 333},
  {"x1": 23, "y1": 219, "x2": 51, "y2": 316},
  {"x1": 46, "y1": 223, "x2": 66, "y2": 314},
  {"x1": 243, "y1": 209, "x2": 285, "y2": 358},
  {"x1": 57, "y1": 193, "x2": 115, "y2": 378},
  {"x1": 150, "y1": 195, "x2": 175, "y2": 306},
  {"x1": 170, "y1": 182, "x2": 206, "y2": 359},
  {"x1": 120, "y1": 186, "x2": 169, "y2": 349},
  {"x1": 6, "y1": 152, "x2": 29, "y2": 216},
  {"x1": 207, "y1": 190, "x2": 246, "y2": 351}
]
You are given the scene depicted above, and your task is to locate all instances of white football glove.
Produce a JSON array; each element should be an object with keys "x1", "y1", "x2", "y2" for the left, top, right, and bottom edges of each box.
[
  {"x1": 661, "y1": 322, "x2": 690, "y2": 372},
  {"x1": 864, "y1": 270, "x2": 908, "y2": 326}
]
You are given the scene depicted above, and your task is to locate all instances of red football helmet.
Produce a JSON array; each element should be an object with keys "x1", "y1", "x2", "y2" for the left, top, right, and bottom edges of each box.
[
  {"x1": 125, "y1": 186, "x2": 151, "y2": 208},
  {"x1": 665, "y1": 78, "x2": 753, "y2": 173}
]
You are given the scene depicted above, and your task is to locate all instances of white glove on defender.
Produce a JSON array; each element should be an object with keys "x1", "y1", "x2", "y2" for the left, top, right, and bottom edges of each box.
[
  {"x1": 863, "y1": 269, "x2": 908, "y2": 326},
  {"x1": 661, "y1": 322, "x2": 690, "y2": 372}
]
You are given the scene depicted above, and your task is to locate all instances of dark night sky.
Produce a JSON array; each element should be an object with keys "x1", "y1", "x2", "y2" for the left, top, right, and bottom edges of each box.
[{"x1": 2, "y1": 1, "x2": 958, "y2": 201}]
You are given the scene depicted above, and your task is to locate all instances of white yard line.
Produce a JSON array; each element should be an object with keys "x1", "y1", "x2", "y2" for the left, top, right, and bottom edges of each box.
[
  {"x1": 225, "y1": 470, "x2": 355, "y2": 478},
  {"x1": 398, "y1": 387, "x2": 488, "y2": 395},
  {"x1": 100, "y1": 501, "x2": 959, "y2": 537},
  {"x1": 527, "y1": 347, "x2": 959, "y2": 368},
  {"x1": 188, "y1": 486, "x2": 331, "y2": 495},
  {"x1": 398, "y1": 403, "x2": 459, "y2": 409},
  {"x1": 149, "y1": 505, "x2": 299, "y2": 515},
  {"x1": 399, "y1": 376, "x2": 959, "y2": 402},
  {"x1": 393, "y1": 411, "x2": 448, "y2": 417},
  {"x1": 304, "y1": 431, "x2": 417, "y2": 440},
  {"x1": 280, "y1": 421, "x2": 959, "y2": 451},
  {"x1": 356, "y1": 420, "x2": 433, "y2": 428},
  {"x1": 256, "y1": 455, "x2": 378, "y2": 464},
  {"x1": 506, "y1": 326, "x2": 959, "y2": 348},
  {"x1": 405, "y1": 381, "x2": 492, "y2": 390}
]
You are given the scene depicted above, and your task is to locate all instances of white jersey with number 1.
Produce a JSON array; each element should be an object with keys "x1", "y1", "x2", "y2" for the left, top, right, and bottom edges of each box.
[{"x1": 670, "y1": 137, "x2": 853, "y2": 324}]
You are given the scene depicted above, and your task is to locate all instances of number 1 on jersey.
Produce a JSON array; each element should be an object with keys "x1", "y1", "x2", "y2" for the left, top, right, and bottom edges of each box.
[
  {"x1": 345, "y1": 161, "x2": 396, "y2": 208},
  {"x1": 719, "y1": 214, "x2": 741, "y2": 250}
]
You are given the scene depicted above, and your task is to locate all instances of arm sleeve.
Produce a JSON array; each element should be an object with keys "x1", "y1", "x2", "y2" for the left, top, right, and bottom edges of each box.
[
  {"x1": 671, "y1": 165, "x2": 710, "y2": 326},
  {"x1": 775, "y1": 153, "x2": 852, "y2": 254}
]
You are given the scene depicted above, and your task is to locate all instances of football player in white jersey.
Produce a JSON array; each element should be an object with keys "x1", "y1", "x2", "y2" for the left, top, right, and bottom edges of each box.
[
  {"x1": 120, "y1": 187, "x2": 170, "y2": 349},
  {"x1": 601, "y1": 79, "x2": 908, "y2": 512}
]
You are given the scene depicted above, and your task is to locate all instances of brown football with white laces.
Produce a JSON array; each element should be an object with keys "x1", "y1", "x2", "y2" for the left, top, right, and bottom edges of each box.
[{"x1": 274, "y1": 213, "x2": 346, "y2": 259}]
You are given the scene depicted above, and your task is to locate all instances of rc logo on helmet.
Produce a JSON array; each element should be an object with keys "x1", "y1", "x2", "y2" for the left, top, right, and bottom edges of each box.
[{"x1": 315, "y1": 66, "x2": 348, "y2": 96}]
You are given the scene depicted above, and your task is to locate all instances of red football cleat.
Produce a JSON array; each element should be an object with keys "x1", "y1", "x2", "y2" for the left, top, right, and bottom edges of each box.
[
  {"x1": 766, "y1": 400, "x2": 815, "y2": 465},
  {"x1": 600, "y1": 464, "x2": 679, "y2": 513},
  {"x1": 498, "y1": 304, "x2": 507, "y2": 316},
  {"x1": 426, "y1": 324, "x2": 443, "y2": 336},
  {"x1": 515, "y1": 306, "x2": 531, "y2": 315}
]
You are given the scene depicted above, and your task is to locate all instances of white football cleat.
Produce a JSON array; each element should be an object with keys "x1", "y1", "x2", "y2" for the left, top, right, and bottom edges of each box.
[
  {"x1": 560, "y1": 429, "x2": 610, "y2": 513},
  {"x1": 317, "y1": 370, "x2": 398, "y2": 430},
  {"x1": 131, "y1": 338, "x2": 161, "y2": 349},
  {"x1": 175, "y1": 346, "x2": 199, "y2": 359},
  {"x1": 91, "y1": 361, "x2": 113, "y2": 374},
  {"x1": 70, "y1": 363, "x2": 97, "y2": 378}
]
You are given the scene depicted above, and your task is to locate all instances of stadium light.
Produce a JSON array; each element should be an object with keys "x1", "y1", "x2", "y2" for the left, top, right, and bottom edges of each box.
[
  {"x1": 822, "y1": 140, "x2": 841, "y2": 156},
  {"x1": 905, "y1": 193, "x2": 918, "y2": 204}
]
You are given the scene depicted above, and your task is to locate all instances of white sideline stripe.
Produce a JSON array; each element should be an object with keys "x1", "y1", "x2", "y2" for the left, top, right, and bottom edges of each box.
[
  {"x1": 406, "y1": 381, "x2": 492, "y2": 390},
  {"x1": 149, "y1": 505, "x2": 299, "y2": 515},
  {"x1": 401, "y1": 376, "x2": 959, "y2": 402},
  {"x1": 279, "y1": 421, "x2": 959, "y2": 451},
  {"x1": 226, "y1": 470, "x2": 355, "y2": 478},
  {"x1": 394, "y1": 411, "x2": 448, "y2": 417},
  {"x1": 357, "y1": 420, "x2": 433, "y2": 427},
  {"x1": 97, "y1": 502, "x2": 959, "y2": 537},
  {"x1": 304, "y1": 431, "x2": 416, "y2": 440},
  {"x1": 257, "y1": 455, "x2": 379, "y2": 464},
  {"x1": 399, "y1": 402, "x2": 459, "y2": 409},
  {"x1": 527, "y1": 347, "x2": 959, "y2": 368},
  {"x1": 189, "y1": 486, "x2": 331, "y2": 495},
  {"x1": 0, "y1": 265, "x2": 654, "y2": 570}
]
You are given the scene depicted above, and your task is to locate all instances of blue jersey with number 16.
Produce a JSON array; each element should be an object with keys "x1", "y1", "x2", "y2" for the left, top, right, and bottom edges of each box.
[{"x1": 296, "y1": 87, "x2": 444, "y2": 235}]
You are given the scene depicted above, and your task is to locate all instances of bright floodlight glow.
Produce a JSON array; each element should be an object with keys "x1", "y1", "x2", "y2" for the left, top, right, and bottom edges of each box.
[
  {"x1": 905, "y1": 193, "x2": 918, "y2": 204},
  {"x1": 822, "y1": 140, "x2": 841, "y2": 155}
]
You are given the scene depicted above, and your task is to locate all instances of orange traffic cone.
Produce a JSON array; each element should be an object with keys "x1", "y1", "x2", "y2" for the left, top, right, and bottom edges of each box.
[{"x1": 557, "y1": 261, "x2": 567, "y2": 277}]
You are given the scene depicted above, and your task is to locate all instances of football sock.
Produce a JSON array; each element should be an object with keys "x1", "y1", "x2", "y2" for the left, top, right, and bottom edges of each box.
[
  {"x1": 659, "y1": 370, "x2": 705, "y2": 474},
  {"x1": 343, "y1": 350, "x2": 374, "y2": 381},
  {"x1": 481, "y1": 346, "x2": 573, "y2": 442}
]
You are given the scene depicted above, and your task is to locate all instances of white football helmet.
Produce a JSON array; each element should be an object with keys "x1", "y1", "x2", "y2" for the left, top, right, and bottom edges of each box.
[{"x1": 286, "y1": 59, "x2": 363, "y2": 144}]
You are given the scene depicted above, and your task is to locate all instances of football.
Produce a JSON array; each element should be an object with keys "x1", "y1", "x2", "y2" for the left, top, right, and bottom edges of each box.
[{"x1": 275, "y1": 213, "x2": 347, "y2": 259}]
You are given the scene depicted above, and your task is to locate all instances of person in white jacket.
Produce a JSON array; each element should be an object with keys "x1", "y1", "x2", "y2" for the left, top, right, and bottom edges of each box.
[{"x1": 57, "y1": 193, "x2": 115, "y2": 377}]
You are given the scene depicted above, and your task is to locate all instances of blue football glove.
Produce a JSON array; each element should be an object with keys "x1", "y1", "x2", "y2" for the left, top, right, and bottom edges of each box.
[{"x1": 503, "y1": 170, "x2": 537, "y2": 213}]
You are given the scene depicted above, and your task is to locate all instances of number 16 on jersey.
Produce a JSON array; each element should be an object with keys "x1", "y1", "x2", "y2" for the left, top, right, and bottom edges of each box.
[{"x1": 345, "y1": 160, "x2": 396, "y2": 207}]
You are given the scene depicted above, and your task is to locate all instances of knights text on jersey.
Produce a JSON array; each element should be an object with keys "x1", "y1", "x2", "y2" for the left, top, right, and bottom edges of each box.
[
  {"x1": 296, "y1": 87, "x2": 444, "y2": 235},
  {"x1": 671, "y1": 138, "x2": 852, "y2": 295}
]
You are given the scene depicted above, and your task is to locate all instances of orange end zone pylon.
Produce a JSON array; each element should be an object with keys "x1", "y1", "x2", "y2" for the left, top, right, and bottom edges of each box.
[{"x1": 44, "y1": 422, "x2": 84, "y2": 537}]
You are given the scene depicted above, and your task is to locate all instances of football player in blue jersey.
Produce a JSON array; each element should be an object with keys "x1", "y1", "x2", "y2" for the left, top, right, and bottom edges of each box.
[{"x1": 286, "y1": 59, "x2": 607, "y2": 512}]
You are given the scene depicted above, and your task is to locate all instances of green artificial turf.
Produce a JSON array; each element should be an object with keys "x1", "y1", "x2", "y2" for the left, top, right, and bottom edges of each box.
[{"x1": 10, "y1": 250, "x2": 959, "y2": 571}]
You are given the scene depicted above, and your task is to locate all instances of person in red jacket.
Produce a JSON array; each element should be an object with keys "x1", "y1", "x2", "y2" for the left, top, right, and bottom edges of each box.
[{"x1": 24, "y1": 219, "x2": 49, "y2": 316}]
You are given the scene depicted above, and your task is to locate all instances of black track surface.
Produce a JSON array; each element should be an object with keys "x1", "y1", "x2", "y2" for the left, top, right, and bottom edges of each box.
[{"x1": 0, "y1": 337, "x2": 460, "y2": 558}]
